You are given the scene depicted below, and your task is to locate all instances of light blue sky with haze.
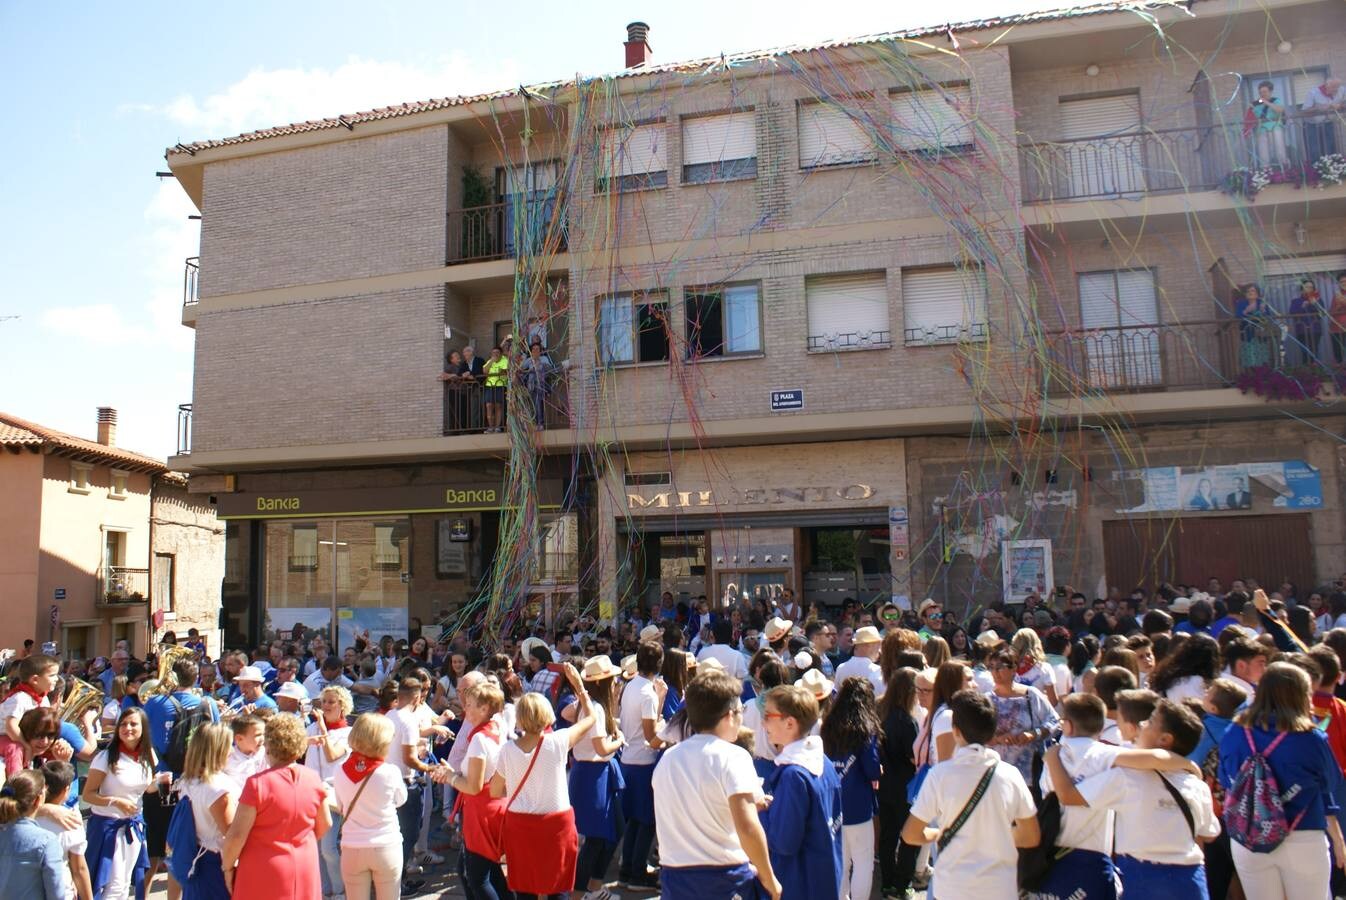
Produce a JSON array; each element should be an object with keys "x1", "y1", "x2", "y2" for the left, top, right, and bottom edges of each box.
[{"x1": 0, "y1": 0, "x2": 1060, "y2": 459}]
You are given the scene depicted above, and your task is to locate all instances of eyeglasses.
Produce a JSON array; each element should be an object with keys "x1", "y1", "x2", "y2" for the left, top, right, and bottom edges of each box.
[
  {"x1": 916, "y1": 686, "x2": 933, "y2": 695},
  {"x1": 763, "y1": 711, "x2": 788, "y2": 720}
]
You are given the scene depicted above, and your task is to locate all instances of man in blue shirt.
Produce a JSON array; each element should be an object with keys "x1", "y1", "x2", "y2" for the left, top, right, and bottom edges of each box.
[
  {"x1": 99, "y1": 648, "x2": 131, "y2": 695},
  {"x1": 228, "y1": 665, "x2": 278, "y2": 714},
  {"x1": 142, "y1": 658, "x2": 220, "y2": 770}
]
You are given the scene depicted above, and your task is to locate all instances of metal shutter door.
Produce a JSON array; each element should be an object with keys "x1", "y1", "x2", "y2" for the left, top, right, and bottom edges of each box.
[
  {"x1": 798, "y1": 103, "x2": 874, "y2": 167},
  {"x1": 609, "y1": 123, "x2": 667, "y2": 176},
  {"x1": 891, "y1": 85, "x2": 972, "y2": 150},
  {"x1": 902, "y1": 268, "x2": 987, "y2": 343},
  {"x1": 683, "y1": 112, "x2": 756, "y2": 164},
  {"x1": 805, "y1": 273, "x2": 889, "y2": 346}
]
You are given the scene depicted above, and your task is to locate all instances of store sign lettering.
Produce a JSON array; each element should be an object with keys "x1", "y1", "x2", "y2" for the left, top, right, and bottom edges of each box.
[
  {"x1": 627, "y1": 484, "x2": 875, "y2": 509},
  {"x1": 256, "y1": 497, "x2": 301, "y2": 512},
  {"x1": 446, "y1": 488, "x2": 496, "y2": 505}
]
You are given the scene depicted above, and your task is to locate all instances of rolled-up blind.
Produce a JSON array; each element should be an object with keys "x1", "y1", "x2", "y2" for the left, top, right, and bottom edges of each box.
[
  {"x1": 806, "y1": 272, "x2": 889, "y2": 342},
  {"x1": 903, "y1": 268, "x2": 987, "y2": 342},
  {"x1": 892, "y1": 85, "x2": 973, "y2": 150},
  {"x1": 683, "y1": 112, "x2": 756, "y2": 164},
  {"x1": 798, "y1": 103, "x2": 875, "y2": 167},
  {"x1": 607, "y1": 123, "x2": 667, "y2": 176}
]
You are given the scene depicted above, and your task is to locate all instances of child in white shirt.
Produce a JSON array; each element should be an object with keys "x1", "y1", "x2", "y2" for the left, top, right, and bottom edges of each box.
[
  {"x1": 903, "y1": 689, "x2": 1038, "y2": 900},
  {"x1": 1046, "y1": 698, "x2": 1219, "y2": 900},
  {"x1": 223, "y1": 714, "x2": 268, "y2": 789},
  {"x1": 0, "y1": 654, "x2": 58, "y2": 774},
  {"x1": 1092, "y1": 665, "x2": 1137, "y2": 746},
  {"x1": 37, "y1": 760, "x2": 91, "y2": 900}
]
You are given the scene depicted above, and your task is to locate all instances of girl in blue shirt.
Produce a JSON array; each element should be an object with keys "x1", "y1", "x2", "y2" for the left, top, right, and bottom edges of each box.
[
  {"x1": 822, "y1": 675, "x2": 883, "y2": 900},
  {"x1": 1218, "y1": 661, "x2": 1346, "y2": 900},
  {"x1": 660, "y1": 649, "x2": 692, "y2": 720},
  {"x1": 0, "y1": 769, "x2": 65, "y2": 899}
]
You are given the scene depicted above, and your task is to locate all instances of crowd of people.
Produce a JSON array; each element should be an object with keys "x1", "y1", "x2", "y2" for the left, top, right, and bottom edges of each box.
[{"x1": 2, "y1": 574, "x2": 1346, "y2": 900}]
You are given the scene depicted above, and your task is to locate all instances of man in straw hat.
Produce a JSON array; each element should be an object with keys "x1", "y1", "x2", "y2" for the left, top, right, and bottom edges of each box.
[
  {"x1": 916, "y1": 599, "x2": 944, "y2": 642},
  {"x1": 764, "y1": 617, "x2": 794, "y2": 661},
  {"x1": 834, "y1": 626, "x2": 885, "y2": 697}
]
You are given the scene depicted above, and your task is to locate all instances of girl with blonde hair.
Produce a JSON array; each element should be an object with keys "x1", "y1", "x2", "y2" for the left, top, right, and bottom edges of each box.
[{"x1": 176, "y1": 722, "x2": 237, "y2": 899}]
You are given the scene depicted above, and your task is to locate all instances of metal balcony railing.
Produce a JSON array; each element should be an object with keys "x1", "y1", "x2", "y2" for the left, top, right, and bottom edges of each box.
[
  {"x1": 442, "y1": 374, "x2": 570, "y2": 435},
  {"x1": 446, "y1": 197, "x2": 568, "y2": 265},
  {"x1": 1038, "y1": 314, "x2": 1341, "y2": 396},
  {"x1": 806, "y1": 330, "x2": 893, "y2": 352},
  {"x1": 1020, "y1": 119, "x2": 1345, "y2": 203},
  {"x1": 183, "y1": 257, "x2": 200, "y2": 306},
  {"x1": 176, "y1": 404, "x2": 192, "y2": 455},
  {"x1": 99, "y1": 567, "x2": 149, "y2": 604}
]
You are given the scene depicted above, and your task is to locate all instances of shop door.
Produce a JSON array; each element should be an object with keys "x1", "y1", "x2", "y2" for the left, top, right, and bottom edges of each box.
[
  {"x1": 1102, "y1": 518, "x2": 1179, "y2": 592},
  {"x1": 1173, "y1": 514, "x2": 1313, "y2": 593}
]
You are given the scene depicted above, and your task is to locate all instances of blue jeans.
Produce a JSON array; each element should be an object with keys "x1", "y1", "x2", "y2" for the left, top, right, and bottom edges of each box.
[
  {"x1": 319, "y1": 811, "x2": 344, "y2": 897},
  {"x1": 397, "y1": 782, "x2": 423, "y2": 869},
  {"x1": 462, "y1": 850, "x2": 511, "y2": 900},
  {"x1": 619, "y1": 819, "x2": 655, "y2": 881}
]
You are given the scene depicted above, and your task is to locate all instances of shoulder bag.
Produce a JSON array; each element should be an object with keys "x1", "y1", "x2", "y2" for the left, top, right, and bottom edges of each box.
[
  {"x1": 937, "y1": 763, "x2": 997, "y2": 852},
  {"x1": 500, "y1": 736, "x2": 580, "y2": 895}
]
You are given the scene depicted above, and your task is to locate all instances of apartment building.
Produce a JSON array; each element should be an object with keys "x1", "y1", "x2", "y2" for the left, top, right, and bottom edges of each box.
[{"x1": 167, "y1": 0, "x2": 1346, "y2": 647}]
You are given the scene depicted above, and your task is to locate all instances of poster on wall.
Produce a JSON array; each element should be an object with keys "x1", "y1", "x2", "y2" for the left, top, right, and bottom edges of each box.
[
  {"x1": 437, "y1": 520, "x2": 469, "y2": 576},
  {"x1": 337, "y1": 607, "x2": 409, "y2": 651},
  {"x1": 1001, "y1": 539, "x2": 1054, "y2": 603},
  {"x1": 1116, "y1": 460, "x2": 1323, "y2": 513},
  {"x1": 264, "y1": 608, "x2": 333, "y2": 642}
]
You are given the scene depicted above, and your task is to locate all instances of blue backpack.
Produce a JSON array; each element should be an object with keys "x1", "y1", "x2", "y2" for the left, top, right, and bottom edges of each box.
[{"x1": 165, "y1": 795, "x2": 203, "y2": 883}]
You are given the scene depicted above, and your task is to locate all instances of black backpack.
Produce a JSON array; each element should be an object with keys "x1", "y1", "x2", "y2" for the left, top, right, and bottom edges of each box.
[
  {"x1": 162, "y1": 695, "x2": 215, "y2": 776},
  {"x1": 1017, "y1": 791, "x2": 1064, "y2": 891}
]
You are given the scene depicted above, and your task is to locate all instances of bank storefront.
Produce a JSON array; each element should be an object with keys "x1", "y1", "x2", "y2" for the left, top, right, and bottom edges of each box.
[
  {"x1": 216, "y1": 464, "x2": 575, "y2": 648},
  {"x1": 598, "y1": 438, "x2": 910, "y2": 614}
]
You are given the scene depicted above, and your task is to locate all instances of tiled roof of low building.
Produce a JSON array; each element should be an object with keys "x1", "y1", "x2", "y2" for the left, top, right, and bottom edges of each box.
[{"x1": 0, "y1": 412, "x2": 168, "y2": 473}]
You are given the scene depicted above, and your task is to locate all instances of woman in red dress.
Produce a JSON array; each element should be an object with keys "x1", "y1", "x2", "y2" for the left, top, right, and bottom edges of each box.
[{"x1": 221, "y1": 712, "x2": 332, "y2": 899}]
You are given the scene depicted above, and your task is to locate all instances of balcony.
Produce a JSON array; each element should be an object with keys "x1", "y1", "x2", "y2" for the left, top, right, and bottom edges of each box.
[
  {"x1": 176, "y1": 404, "x2": 192, "y2": 455},
  {"x1": 1039, "y1": 315, "x2": 1342, "y2": 397},
  {"x1": 183, "y1": 256, "x2": 199, "y2": 306},
  {"x1": 442, "y1": 375, "x2": 570, "y2": 435},
  {"x1": 446, "y1": 198, "x2": 567, "y2": 265},
  {"x1": 1020, "y1": 120, "x2": 1345, "y2": 204},
  {"x1": 98, "y1": 567, "x2": 149, "y2": 605}
]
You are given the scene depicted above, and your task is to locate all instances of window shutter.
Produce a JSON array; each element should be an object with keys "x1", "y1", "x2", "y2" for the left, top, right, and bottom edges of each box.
[
  {"x1": 1079, "y1": 272, "x2": 1121, "y2": 329},
  {"x1": 798, "y1": 103, "x2": 875, "y2": 167},
  {"x1": 1265, "y1": 253, "x2": 1346, "y2": 277},
  {"x1": 892, "y1": 85, "x2": 972, "y2": 150},
  {"x1": 902, "y1": 268, "x2": 988, "y2": 343},
  {"x1": 608, "y1": 123, "x2": 667, "y2": 176},
  {"x1": 1059, "y1": 94, "x2": 1141, "y2": 139},
  {"x1": 1292, "y1": 71, "x2": 1327, "y2": 106},
  {"x1": 806, "y1": 273, "x2": 889, "y2": 347},
  {"x1": 683, "y1": 112, "x2": 756, "y2": 165},
  {"x1": 1115, "y1": 270, "x2": 1159, "y2": 327}
]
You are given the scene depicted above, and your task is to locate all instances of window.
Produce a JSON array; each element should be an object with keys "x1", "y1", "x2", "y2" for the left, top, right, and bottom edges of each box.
[
  {"x1": 599, "y1": 122, "x2": 667, "y2": 192},
  {"x1": 373, "y1": 524, "x2": 402, "y2": 570},
  {"x1": 805, "y1": 272, "x2": 891, "y2": 351},
  {"x1": 891, "y1": 84, "x2": 973, "y2": 152},
  {"x1": 69, "y1": 462, "x2": 91, "y2": 494},
  {"x1": 685, "y1": 283, "x2": 762, "y2": 358},
  {"x1": 1077, "y1": 269, "x2": 1160, "y2": 387},
  {"x1": 110, "y1": 469, "x2": 129, "y2": 499},
  {"x1": 682, "y1": 112, "x2": 757, "y2": 183},
  {"x1": 599, "y1": 291, "x2": 670, "y2": 364},
  {"x1": 624, "y1": 472, "x2": 672, "y2": 487},
  {"x1": 496, "y1": 160, "x2": 561, "y2": 255},
  {"x1": 1058, "y1": 93, "x2": 1143, "y2": 196},
  {"x1": 289, "y1": 524, "x2": 319, "y2": 572},
  {"x1": 153, "y1": 553, "x2": 174, "y2": 612},
  {"x1": 902, "y1": 267, "x2": 989, "y2": 345},
  {"x1": 798, "y1": 101, "x2": 876, "y2": 168}
]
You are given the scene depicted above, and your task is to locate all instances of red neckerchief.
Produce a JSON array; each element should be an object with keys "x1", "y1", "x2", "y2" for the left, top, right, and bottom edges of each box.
[
  {"x1": 8, "y1": 682, "x2": 45, "y2": 704},
  {"x1": 377, "y1": 705, "x2": 392, "y2": 715},
  {"x1": 323, "y1": 718, "x2": 346, "y2": 732},
  {"x1": 118, "y1": 742, "x2": 142, "y2": 762},
  {"x1": 1015, "y1": 656, "x2": 1036, "y2": 678},
  {"x1": 341, "y1": 751, "x2": 383, "y2": 784}
]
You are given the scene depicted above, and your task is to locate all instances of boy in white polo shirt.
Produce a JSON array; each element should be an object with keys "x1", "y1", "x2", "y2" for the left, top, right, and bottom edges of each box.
[
  {"x1": 902, "y1": 689, "x2": 1039, "y2": 900},
  {"x1": 652, "y1": 669, "x2": 781, "y2": 900},
  {"x1": 1046, "y1": 698, "x2": 1219, "y2": 900}
]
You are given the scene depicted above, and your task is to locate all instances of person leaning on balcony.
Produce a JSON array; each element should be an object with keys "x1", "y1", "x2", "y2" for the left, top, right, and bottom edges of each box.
[
  {"x1": 1329, "y1": 272, "x2": 1346, "y2": 365},
  {"x1": 1288, "y1": 278, "x2": 1326, "y2": 365},
  {"x1": 458, "y1": 346, "x2": 486, "y2": 432},
  {"x1": 518, "y1": 340, "x2": 555, "y2": 429},
  {"x1": 1235, "y1": 283, "x2": 1275, "y2": 367},
  {"x1": 1249, "y1": 81, "x2": 1290, "y2": 167},
  {"x1": 482, "y1": 345, "x2": 509, "y2": 434},
  {"x1": 1300, "y1": 77, "x2": 1345, "y2": 161},
  {"x1": 438, "y1": 350, "x2": 466, "y2": 432}
]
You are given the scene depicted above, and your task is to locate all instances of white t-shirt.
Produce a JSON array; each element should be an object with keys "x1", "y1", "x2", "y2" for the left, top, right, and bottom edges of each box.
[
  {"x1": 619, "y1": 675, "x2": 661, "y2": 766},
  {"x1": 387, "y1": 707, "x2": 421, "y2": 778},
  {"x1": 696, "y1": 644, "x2": 748, "y2": 680},
  {"x1": 180, "y1": 774, "x2": 238, "y2": 852},
  {"x1": 224, "y1": 746, "x2": 268, "y2": 790},
  {"x1": 652, "y1": 734, "x2": 760, "y2": 868},
  {"x1": 1017, "y1": 661, "x2": 1057, "y2": 697},
  {"x1": 0, "y1": 691, "x2": 45, "y2": 726},
  {"x1": 88, "y1": 749, "x2": 153, "y2": 818},
  {"x1": 36, "y1": 818, "x2": 84, "y2": 900},
  {"x1": 910, "y1": 744, "x2": 1036, "y2": 899},
  {"x1": 334, "y1": 763, "x2": 407, "y2": 848},
  {"x1": 1163, "y1": 675, "x2": 1207, "y2": 704},
  {"x1": 1038, "y1": 736, "x2": 1118, "y2": 854},
  {"x1": 495, "y1": 732, "x2": 572, "y2": 814},
  {"x1": 302, "y1": 671, "x2": 354, "y2": 699},
  {"x1": 1051, "y1": 661, "x2": 1073, "y2": 699},
  {"x1": 572, "y1": 709, "x2": 619, "y2": 763},
  {"x1": 741, "y1": 699, "x2": 775, "y2": 761},
  {"x1": 1077, "y1": 767, "x2": 1219, "y2": 865},
  {"x1": 834, "y1": 654, "x2": 884, "y2": 698},
  {"x1": 1099, "y1": 718, "x2": 1123, "y2": 746},
  {"x1": 465, "y1": 728, "x2": 504, "y2": 784},
  {"x1": 304, "y1": 722, "x2": 352, "y2": 781}
]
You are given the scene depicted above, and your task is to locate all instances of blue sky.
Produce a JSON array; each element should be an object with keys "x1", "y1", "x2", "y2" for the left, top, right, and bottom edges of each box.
[{"x1": 0, "y1": 0, "x2": 1061, "y2": 460}]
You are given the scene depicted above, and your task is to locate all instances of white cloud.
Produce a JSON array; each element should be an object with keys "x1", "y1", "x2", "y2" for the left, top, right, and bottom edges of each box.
[{"x1": 155, "y1": 54, "x2": 523, "y2": 139}]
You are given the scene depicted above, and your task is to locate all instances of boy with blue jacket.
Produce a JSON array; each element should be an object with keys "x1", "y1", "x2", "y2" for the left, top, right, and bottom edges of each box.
[{"x1": 760, "y1": 683, "x2": 844, "y2": 900}]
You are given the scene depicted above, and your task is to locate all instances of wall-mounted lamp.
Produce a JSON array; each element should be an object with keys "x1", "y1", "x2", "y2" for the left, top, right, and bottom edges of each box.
[
  {"x1": 1294, "y1": 222, "x2": 1308, "y2": 245},
  {"x1": 1085, "y1": 64, "x2": 1100, "y2": 77},
  {"x1": 1277, "y1": 40, "x2": 1293, "y2": 54}
]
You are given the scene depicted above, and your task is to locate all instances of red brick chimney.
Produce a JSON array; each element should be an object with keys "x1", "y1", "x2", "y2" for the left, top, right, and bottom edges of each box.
[
  {"x1": 96, "y1": 407, "x2": 117, "y2": 446},
  {"x1": 625, "y1": 22, "x2": 652, "y2": 69}
]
